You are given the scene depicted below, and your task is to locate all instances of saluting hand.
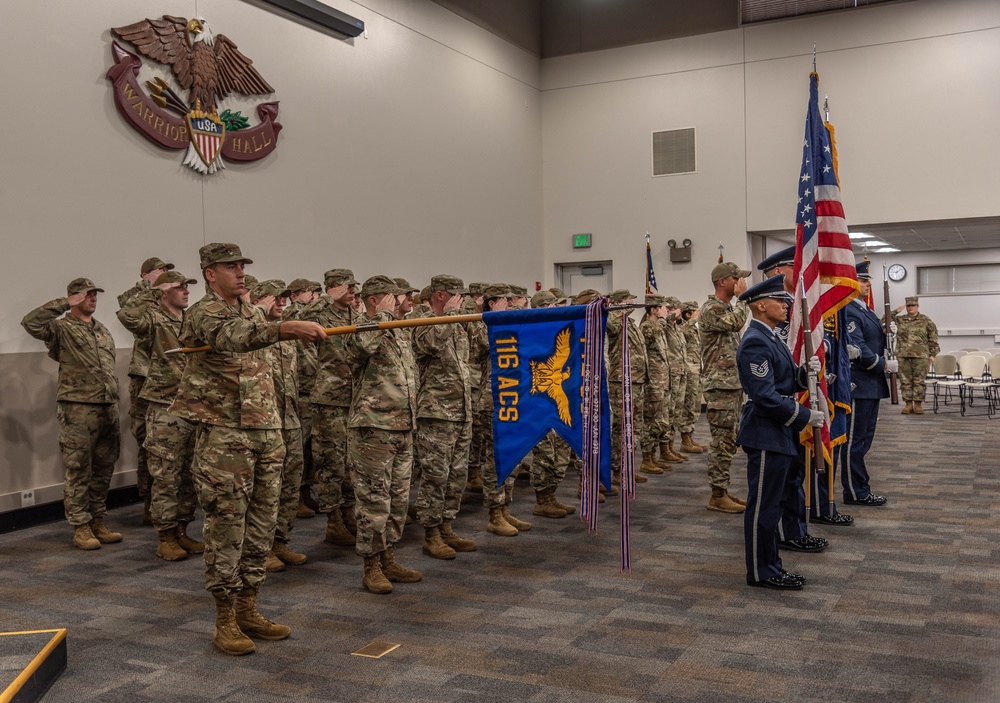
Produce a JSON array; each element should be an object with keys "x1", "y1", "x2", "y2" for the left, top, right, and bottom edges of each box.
[
  {"x1": 67, "y1": 291, "x2": 88, "y2": 307},
  {"x1": 734, "y1": 277, "x2": 748, "y2": 296},
  {"x1": 142, "y1": 268, "x2": 165, "y2": 285},
  {"x1": 444, "y1": 293, "x2": 463, "y2": 312},
  {"x1": 375, "y1": 293, "x2": 397, "y2": 314}
]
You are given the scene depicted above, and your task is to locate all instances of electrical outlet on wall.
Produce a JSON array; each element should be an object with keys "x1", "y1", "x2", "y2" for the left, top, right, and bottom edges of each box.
[{"x1": 21, "y1": 491, "x2": 35, "y2": 507}]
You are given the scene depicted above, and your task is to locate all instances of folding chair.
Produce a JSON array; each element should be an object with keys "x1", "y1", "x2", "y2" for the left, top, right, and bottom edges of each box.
[
  {"x1": 943, "y1": 350, "x2": 967, "y2": 359},
  {"x1": 932, "y1": 354, "x2": 963, "y2": 414},
  {"x1": 988, "y1": 356, "x2": 1000, "y2": 419},
  {"x1": 960, "y1": 347, "x2": 981, "y2": 352},
  {"x1": 958, "y1": 354, "x2": 992, "y2": 417}
]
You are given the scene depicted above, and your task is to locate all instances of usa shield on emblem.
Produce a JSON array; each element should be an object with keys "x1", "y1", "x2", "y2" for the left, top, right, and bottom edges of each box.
[{"x1": 185, "y1": 109, "x2": 226, "y2": 169}]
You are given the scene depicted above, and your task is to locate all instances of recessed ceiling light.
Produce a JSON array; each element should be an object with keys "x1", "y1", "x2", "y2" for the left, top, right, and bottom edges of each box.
[
  {"x1": 870, "y1": 247, "x2": 901, "y2": 253},
  {"x1": 848, "y1": 232, "x2": 874, "y2": 239}
]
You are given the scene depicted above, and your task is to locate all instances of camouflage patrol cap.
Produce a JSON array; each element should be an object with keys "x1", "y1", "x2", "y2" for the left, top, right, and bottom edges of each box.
[
  {"x1": 199, "y1": 243, "x2": 253, "y2": 269},
  {"x1": 153, "y1": 270, "x2": 197, "y2": 287},
  {"x1": 324, "y1": 268, "x2": 359, "y2": 288},
  {"x1": 288, "y1": 277, "x2": 319, "y2": 294},
  {"x1": 549, "y1": 287, "x2": 567, "y2": 298},
  {"x1": 360, "y1": 275, "x2": 402, "y2": 299},
  {"x1": 141, "y1": 256, "x2": 175, "y2": 274},
  {"x1": 509, "y1": 284, "x2": 528, "y2": 297},
  {"x1": 905, "y1": 296, "x2": 919, "y2": 306},
  {"x1": 663, "y1": 296, "x2": 682, "y2": 309},
  {"x1": 67, "y1": 278, "x2": 104, "y2": 295},
  {"x1": 682, "y1": 300, "x2": 700, "y2": 313},
  {"x1": 574, "y1": 288, "x2": 601, "y2": 304},
  {"x1": 250, "y1": 279, "x2": 291, "y2": 301},
  {"x1": 429, "y1": 274, "x2": 467, "y2": 295},
  {"x1": 531, "y1": 291, "x2": 557, "y2": 308},
  {"x1": 418, "y1": 285, "x2": 432, "y2": 303},
  {"x1": 394, "y1": 278, "x2": 419, "y2": 294},
  {"x1": 711, "y1": 261, "x2": 752, "y2": 283},
  {"x1": 645, "y1": 294, "x2": 668, "y2": 307},
  {"x1": 243, "y1": 274, "x2": 259, "y2": 291},
  {"x1": 467, "y1": 282, "x2": 487, "y2": 297},
  {"x1": 483, "y1": 284, "x2": 512, "y2": 300},
  {"x1": 609, "y1": 289, "x2": 636, "y2": 303}
]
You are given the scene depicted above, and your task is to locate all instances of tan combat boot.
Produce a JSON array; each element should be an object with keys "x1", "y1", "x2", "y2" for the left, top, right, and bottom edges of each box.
[
  {"x1": 264, "y1": 552, "x2": 286, "y2": 573},
  {"x1": 913, "y1": 401, "x2": 924, "y2": 415},
  {"x1": 726, "y1": 491, "x2": 748, "y2": 507},
  {"x1": 440, "y1": 519, "x2": 477, "y2": 551},
  {"x1": 341, "y1": 506, "x2": 358, "y2": 536},
  {"x1": 466, "y1": 467, "x2": 484, "y2": 493},
  {"x1": 487, "y1": 507, "x2": 518, "y2": 536},
  {"x1": 73, "y1": 524, "x2": 101, "y2": 550},
  {"x1": 680, "y1": 433, "x2": 706, "y2": 453},
  {"x1": 502, "y1": 505, "x2": 532, "y2": 531},
  {"x1": 235, "y1": 588, "x2": 291, "y2": 640},
  {"x1": 639, "y1": 455, "x2": 664, "y2": 475},
  {"x1": 90, "y1": 518, "x2": 123, "y2": 543},
  {"x1": 325, "y1": 511, "x2": 356, "y2": 546},
  {"x1": 213, "y1": 593, "x2": 255, "y2": 655},
  {"x1": 362, "y1": 555, "x2": 393, "y2": 594},
  {"x1": 550, "y1": 490, "x2": 576, "y2": 515},
  {"x1": 297, "y1": 485, "x2": 316, "y2": 518},
  {"x1": 176, "y1": 525, "x2": 205, "y2": 554},
  {"x1": 707, "y1": 486, "x2": 745, "y2": 513},
  {"x1": 380, "y1": 547, "x2": 423, "y2": 582},
  {"x1": 578, "y1": 479, "x2": 606, "y2": 503},
  {"x1": 533, "y1": 488, "x2": 569, "y2": 518},
  {"x1": 422, "y1": 526, "x2": 457, "y2": 559},
  {"x1": 901, "y1": 401, "x2": 913, "y2": 414},
  {"x1": 663, "y1": 440, "x2": 688, "y2": 462},
  {"x1": 273, "y1": 541, "x2": 308, "y2": 566},
  {"x1": 156, "y1": 530, "x2": 188, "y2": 561}
]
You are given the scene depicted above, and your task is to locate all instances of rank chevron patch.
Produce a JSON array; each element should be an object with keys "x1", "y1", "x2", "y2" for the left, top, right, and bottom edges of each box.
[{"x1": 749, "y1": 360, "x2": 769, "y2": 378}]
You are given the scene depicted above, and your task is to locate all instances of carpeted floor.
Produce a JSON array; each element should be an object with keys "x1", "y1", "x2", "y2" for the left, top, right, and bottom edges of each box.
[{"x1": 1, "y1": 405, "x2": 998, "y2": 702}]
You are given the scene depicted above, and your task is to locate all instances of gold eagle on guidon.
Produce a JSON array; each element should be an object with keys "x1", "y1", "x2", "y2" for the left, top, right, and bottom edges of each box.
[{"x1": 529, "y1": 326, "x2": 573, "y2": 427}]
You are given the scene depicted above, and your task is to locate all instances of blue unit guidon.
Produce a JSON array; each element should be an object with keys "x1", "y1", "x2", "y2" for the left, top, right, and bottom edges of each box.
[{"x1": 483, "y1": 303, "x2": 612, "y2": 490}]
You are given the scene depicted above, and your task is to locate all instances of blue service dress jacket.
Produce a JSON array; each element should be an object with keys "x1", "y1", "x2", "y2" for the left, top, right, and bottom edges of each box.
[
  {"x1": 844, "y1": 299, "x2": 890, "y2": 400},
  {"x1": 736, "y1": 319, "x2": 811, "y2": 454}
]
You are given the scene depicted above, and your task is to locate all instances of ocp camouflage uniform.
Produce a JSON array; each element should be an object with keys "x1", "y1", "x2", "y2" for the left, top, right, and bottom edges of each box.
[
  {"x1": 892, "y1": 310, "x2": 940, "y2": 403},
  {"x1": 268, "y1": 339, "x2": 304, "y2": 547},
  {"x1": 663, "y1": 317, "x2": 688, "y2": 434},
  {"x1": 118, "y1": 280, "x2": 155, "y2": 499},
  {"x1": 283, "y1": 299, "x2": 320, "y2": 491},
  {"x1": 169, "y1": 289, "x2": 284, "y2": 599},
  {"x1": 412, "y1": 306, "x2": 473, "y2": 528},
  {"x1": 679, "y1": 315, "x2": 702, "y2": 434},
  {"x1": 462, "y1": 292, "x2": 488, "y2": 487},
  {"x1": 346, "y1": 310, "x2": 418, "y2": 558},
  {"x1": 607, "y1": 309, "x2": 649, "y2": 475},
  {"x1": 699, "y1": 294, "x2": 748, "y2": 490},
  {"x1": 640, "y1": 315, "x2": 671, "y2": 456},
  {"x1": 118, "y1": 289, "x2": 198, "y2": 534},
  {"x1": 302, "y1": 297, "x2": 357, "y2": 515},
  {"x1": 22, "y1": 296, "x2": 120, "y2": 528}
]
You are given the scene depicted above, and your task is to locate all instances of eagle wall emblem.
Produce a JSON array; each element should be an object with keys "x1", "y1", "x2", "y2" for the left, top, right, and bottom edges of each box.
[
  {"x1": 529, "y1": 326, "x2": 574, "y2": 427},
  {"x1": 106, "y1": 16, "x2": 281, "y2": 174}
]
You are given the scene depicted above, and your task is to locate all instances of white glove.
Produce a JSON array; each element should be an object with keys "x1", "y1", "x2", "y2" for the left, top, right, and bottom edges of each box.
[
  {"x1": 885, "y1": 359, "x2": 899, "y2": 373},
  {"x1": 847, "y1": 344, "x2": 860, "y2": 360},
  {"x1": 808, "y1": 356, "x2": 821, "y2": 374},
  {"x1": 890, "y1": 322, "x2": 898, "y2": 335},
  {"x1": 807, "y1": 409, "x2": 825, "y2": 428}
]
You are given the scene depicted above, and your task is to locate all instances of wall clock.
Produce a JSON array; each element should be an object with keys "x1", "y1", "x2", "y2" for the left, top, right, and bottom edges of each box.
[{"x1": 887, "y1": 264, "x2": 907, "y2": 282}]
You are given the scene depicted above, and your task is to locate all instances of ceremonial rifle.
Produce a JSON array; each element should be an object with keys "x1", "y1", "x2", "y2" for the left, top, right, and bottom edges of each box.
[
  {"x1": 882, "y1": 264, "x2": 900, "y2": 404},
  {"x1": 798, "y1": 276, "x2": 826, "y2": 524}
]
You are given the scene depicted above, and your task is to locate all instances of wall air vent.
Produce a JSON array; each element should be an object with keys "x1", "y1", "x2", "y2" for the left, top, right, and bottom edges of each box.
[
  {"x1": 652, "y1": 128, "x2": 695, "y2": 177},
  {"x1": 740, "y1": 0, "x2": 895, "y2": 25}
]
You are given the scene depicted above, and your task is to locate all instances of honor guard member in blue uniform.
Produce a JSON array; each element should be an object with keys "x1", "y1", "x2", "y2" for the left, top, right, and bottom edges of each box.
[
  {"x1": 756, "y1": 247, "x2": 830, "y2": 552},
  {"x1": 842, "y1": 261, "x2": 893, "y2": 506},
  {"x1": 736, "y1": 275, "x2": 824, "y2": 590}
]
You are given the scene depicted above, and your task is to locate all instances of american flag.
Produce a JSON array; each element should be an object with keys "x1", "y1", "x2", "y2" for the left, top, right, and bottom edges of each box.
[
  {"x1": 787, "y1": 71, "x2": 860, "y2": 461},
  {"x1": 645, "y1": 237, "x2": 657, "y2": 294}
]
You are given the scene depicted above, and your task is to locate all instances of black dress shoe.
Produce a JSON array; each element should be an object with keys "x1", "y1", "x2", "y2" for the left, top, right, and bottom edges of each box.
[
  {"x1": 779, "y1": 568, "x2": 806, "y2": 584},
  {"x1": 812, "y1": 513, "x2": 854, "y2": 526},
  {"x1": 844, "y1": 494, "x2": 888, "y2": 506},
  {"x1": 779, "y1": 535, "x2": 829, "y2": 552},
  {"x1": 749, "y1": 572, "x2": 804, "y2": 590}
]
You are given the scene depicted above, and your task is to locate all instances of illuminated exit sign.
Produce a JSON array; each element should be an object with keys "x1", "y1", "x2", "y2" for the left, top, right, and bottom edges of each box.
[{"x1": 573, "y1": 233, "x2": 592, "y2": 249}]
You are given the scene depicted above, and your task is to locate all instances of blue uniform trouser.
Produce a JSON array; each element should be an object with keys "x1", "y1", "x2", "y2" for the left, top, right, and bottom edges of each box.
[
  {"x1": 844, "y1": 398, "x2": 879, "y2": 501},
  {"x1": 744, "y1": 448, "x2": 793, "y2": 584},
  {"x1": 779, "y1": 451, "x2": 807, "y2": 541}
]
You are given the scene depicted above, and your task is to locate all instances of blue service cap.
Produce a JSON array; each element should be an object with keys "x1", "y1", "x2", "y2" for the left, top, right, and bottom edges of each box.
[
  {"x1": 856, "y1": 260, "x2": 872, "y2": 280},
  {"x1": 757, "y1": 246, "x2": 795, "y2": 273},
  {"x1": 739, "y1": 275, "x2": 792, "y2": 304}
]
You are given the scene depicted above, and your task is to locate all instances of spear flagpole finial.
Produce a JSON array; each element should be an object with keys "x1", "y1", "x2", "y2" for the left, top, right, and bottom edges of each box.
[
  {"x1": 813, "y1": 42, "x2": 817, "y2": 72},
  {"x1": 645, "y1": 231, "x2": 650, "y2": 243},
  {"x1": 717, "y1": 242, "x2": 724, "y2": 264}
]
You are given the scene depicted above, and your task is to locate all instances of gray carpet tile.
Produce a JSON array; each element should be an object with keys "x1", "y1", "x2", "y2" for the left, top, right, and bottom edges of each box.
[{"x1": 1, "y1": 405, "x2": 999, "y2": 702}]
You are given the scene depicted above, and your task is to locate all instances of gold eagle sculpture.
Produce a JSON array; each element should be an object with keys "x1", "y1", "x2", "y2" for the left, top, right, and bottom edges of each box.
[
  {"x1": 529, "y1": 326, "x2": 573, "y2": 427},
  {"x1": 112, "y1": 16, "x2": 273, "y2": 113}
]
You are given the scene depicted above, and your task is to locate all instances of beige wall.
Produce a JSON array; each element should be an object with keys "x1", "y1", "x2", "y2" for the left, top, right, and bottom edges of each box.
[{"x1": 0, "y1": 0, "x2": 542, "y2": 511}]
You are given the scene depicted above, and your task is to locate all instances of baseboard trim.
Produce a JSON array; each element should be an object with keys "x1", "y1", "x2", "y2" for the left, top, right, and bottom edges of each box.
[{"x1": 0, "y1": 486, "x2": 141, "y2": 534}]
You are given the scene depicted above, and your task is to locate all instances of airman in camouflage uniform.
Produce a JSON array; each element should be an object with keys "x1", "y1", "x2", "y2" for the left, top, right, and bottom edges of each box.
[
  {"x1": 699, "y1": 262, "x2": 751, "y2": 513},
  {"x1": 284, "y1": 278, "x2": 323, "y2": 518},
  {"x1": 639, "y1": 295, "x2": 672, "y2": 476},
  {"x1": 301, "y1": 269, "x2": 360, "y2": 546},
  {"x1": 892, "y1": 296, "x2": 940, "y2": 414},
  {"x1": 22, "y1": 278, "x2": 122, "y2": 551},
  {"x1": 170, "y1": 243, "x2": 327, "y2": 656},
  {"x1": 118, "y1": 256, "x2": 174, "y2": 524},
  {"x1": 347, "y1": 275, "x2": 422, "y2": 594},
  {"x1": 678, "y1": 301, "x2": 707, "y2": 453},
  {"x1": 412, "y1": 275, "x2": 477, "y2": 558},
  {"x1": 529, "y1": 291, "x2": 578, "y2": 518},
  {"x1": 607, "y1": 289, "x2": 649, "y2": 488},
  {"x1": 661, "y1": 296, "x2": 690, "y2": 464},
  {"x1": 118, "y1": 270, "x2": 204, "y2": 562},
  {"x1": 463, "y1": 282, "x2": 488, "y2": 494},
  {"x1": 252, "y1": 280, "x2": 310, "y2": 572}
]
